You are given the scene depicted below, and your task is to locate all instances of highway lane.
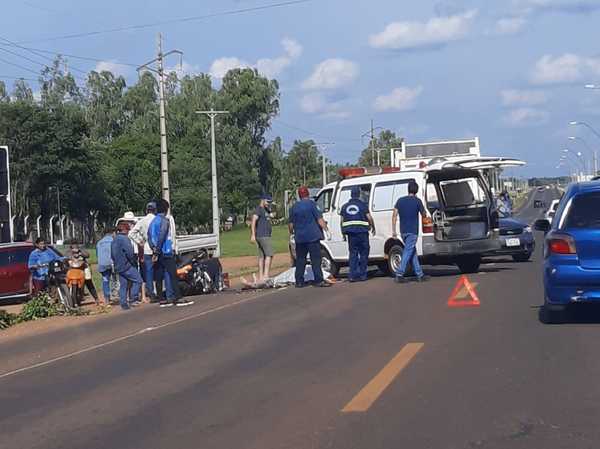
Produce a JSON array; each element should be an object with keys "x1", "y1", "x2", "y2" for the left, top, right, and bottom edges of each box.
[{"x1": 7, "y1": 188, "x2": 600, "y2": 449}]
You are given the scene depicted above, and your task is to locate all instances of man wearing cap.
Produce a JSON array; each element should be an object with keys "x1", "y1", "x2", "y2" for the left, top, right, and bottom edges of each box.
[
  {"x1": 129, "y1": 201, "x2": 159, "y2": 302},
  {"x1": 340, "y1": 186, "x2": 375, "y2": 282},
  {"x1": 289, "y1": 186, "x2": 331, "y2": 288},
  {"x1": 251, "y1": 194, "x2": 274, "y2": 282}
]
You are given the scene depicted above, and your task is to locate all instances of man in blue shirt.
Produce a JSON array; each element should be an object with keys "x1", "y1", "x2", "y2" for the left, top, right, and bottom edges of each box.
[
  {"x1": 111, "y1": 222, "x2": 142, "y2": 310},
  {"x1": 289, "y1": 186, "x2": 331, "y2": 288},
  {"x1": 341, "y1": 186, "x2": 375, "y2": 282},
  {"x1": 28, "y1": 238, "x2": 64, "y2": 293},
  {"x1": 392, "y1": 181, "x2": 429, "y2": 283},
  {"x1": 96, "y1": 227, "x2": 116, "y2": 305}
]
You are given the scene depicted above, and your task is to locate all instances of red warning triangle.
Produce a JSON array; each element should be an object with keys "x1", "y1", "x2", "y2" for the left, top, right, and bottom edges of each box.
[{"x1": 447, "y1": 275, "x2": 481, "y2": 308}]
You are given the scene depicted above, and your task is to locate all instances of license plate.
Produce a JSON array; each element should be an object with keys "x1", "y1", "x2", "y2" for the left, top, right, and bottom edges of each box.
[{"x1": 506, "y1": 238, "x2": 521, "y2": 247}]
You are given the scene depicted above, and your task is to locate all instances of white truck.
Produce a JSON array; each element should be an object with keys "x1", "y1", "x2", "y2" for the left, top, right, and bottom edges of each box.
[{"x1": 116, "y1": 214, "x2": 218, "y2": 260}]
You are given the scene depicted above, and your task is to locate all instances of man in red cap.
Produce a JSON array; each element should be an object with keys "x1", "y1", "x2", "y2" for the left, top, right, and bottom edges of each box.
[{"x1": 289, "y1": 186, "x2": 331, "y2": 288}]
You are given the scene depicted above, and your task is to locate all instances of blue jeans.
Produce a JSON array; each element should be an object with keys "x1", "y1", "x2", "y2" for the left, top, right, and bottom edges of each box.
[
  {"x1": 348, "y1": 232, "x2": 369, "y2": 280},
  {"x1": 397, "y1": 233, "x2": 424, "y2": 278},
  {"x1": 295, "y1": 241, "x2": 324, "y2": 284},
  {"x1": 143, "y1": 255, "x2": 156, "y2": 297},
  {"x1": 99, "y1": 268, "x2": 115, "y2": 302},
  {"x1": 118, "y1": 266, "x2": 142, "y2": 309},
  {"x1": 156, "y1": 255, "x2": 179, "y2": 301}
]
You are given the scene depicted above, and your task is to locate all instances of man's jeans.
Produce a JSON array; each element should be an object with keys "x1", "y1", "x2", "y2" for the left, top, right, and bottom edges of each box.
[
  {"x1": 397, "y1": 233, "x2": 424, "y2": 278},
  {"x1": 156, "y1": 255, "x2": 180, "y2": 301},
  {"x1": 143, "y1": 255, "x2": 156, "y2": 297},
  {"x1": 118, "y1": 266, "x2": 142, "y2": 309},
  {"x1": 295, "y1": 240, "x2": 324, "y2": 284},
  {"x1": 348, "y1": 232, "x2": 370, "y2": 281},
  {"x1": 100, "y1": 269, "x2": 116, "y2": 303}
]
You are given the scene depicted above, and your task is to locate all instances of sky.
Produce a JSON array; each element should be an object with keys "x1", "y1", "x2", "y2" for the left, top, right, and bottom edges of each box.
[{"x1": 3, "y1": 0, "x2": 600, "y2": 177}]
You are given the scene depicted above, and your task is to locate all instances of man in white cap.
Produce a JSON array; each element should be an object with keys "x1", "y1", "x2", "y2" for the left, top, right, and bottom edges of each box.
[{"x1": 129, "y1": 201, "x2": 159, "y2": 302}]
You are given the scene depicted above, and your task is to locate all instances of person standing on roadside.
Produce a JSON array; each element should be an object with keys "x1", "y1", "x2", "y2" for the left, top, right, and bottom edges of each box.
[
  {"x1": 251, "y1": 194, "x2": 274, "y2": 282},
  {"x1": 28, "y1": 238, "x2": 65, "y2": 294},
  {"x1": 148, "y1": 199, "x2": 192, "y2": 308},
  {"x1": 289, "y1": 186, "x2": 331, "y2": 289},
  {"x1": 111, "y1": 222, "x2": 142, "y2": 310},
  {"x1": 129, "y1": 201, "x2": 158, "y2": 303},
  {"x1": 392, "y1": 180, "x2": 429, "y2": 283},
  {"x1": 340, "y1": 186, "x2": 375, "y2": 282},
  {"x1": 96, "y1": 227, "x2": 116, "y2": 305}
]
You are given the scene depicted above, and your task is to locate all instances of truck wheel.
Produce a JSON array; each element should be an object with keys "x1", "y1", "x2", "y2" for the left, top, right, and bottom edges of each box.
[
  {"x1": 320, "y1": 249, "x2": 340, "y2": 277},
  {"x1": 387, "y1": 244, "x2": 414, "y2": 277},
  {"x1": 456, "y1": 255, "x2": 482, "y2": 274}
]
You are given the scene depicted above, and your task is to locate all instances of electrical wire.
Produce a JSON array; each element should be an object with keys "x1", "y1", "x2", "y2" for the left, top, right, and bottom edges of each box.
[
  {"x1": 0, "y1": 44, "x2": 139, "y2": 67},
  {"x1": 0, "y1": 75, "x2": 38, "y2": 82},
  {"x1": 273, "y1": 119, "x2": 362, "y2": 144},
  {"x1": 18, "y1": 0, "x2": 312, "y2": 44},
  {"x1": 0, "y1": 56, "x2": 40, "y2": 76}
]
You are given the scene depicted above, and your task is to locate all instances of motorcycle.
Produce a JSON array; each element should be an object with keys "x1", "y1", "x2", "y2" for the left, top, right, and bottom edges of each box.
[
  {"x1": 176, "y1": 254, "x2": 224, "y2": 297},
  {"x1": 45, "y1": 260, "x2": 74, "y2": 310},
  {"x1": 66, "y1": 256, "x2": 86, "y2": 307}
]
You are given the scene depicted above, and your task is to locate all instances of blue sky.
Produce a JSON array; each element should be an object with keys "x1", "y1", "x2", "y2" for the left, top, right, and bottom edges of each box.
[{"x1": 3, "y1": 0, "x2": 600, "y2": 177}]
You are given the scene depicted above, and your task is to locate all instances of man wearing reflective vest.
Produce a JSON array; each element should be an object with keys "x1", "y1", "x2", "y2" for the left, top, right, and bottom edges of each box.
[{"x1": 340, "y1": 186, "x2": 375, "y2": 282}]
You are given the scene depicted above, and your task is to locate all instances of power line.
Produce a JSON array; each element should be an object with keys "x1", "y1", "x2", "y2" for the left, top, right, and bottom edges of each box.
[
  {"x1": 0, "y1": 36, "x2": 88, "y2": 74},
  {"x1": 18, "y1": 0, "x2": 312, "y2": 44},
  {"x1": 0, "y1": 46, "x2": 50, "y2": 71},
  {"x1": 0, "y1": 56, "x2": 40, "y2": 76},
  {"x1": 273, "y1": 119, "x2": 362, "y2": 144},
  {"x1": 0, "y1": 44, "x2": 139, "y2": 67},
  {"x1": 0, "y1": 75, "x2": 38, "y2": 82}
]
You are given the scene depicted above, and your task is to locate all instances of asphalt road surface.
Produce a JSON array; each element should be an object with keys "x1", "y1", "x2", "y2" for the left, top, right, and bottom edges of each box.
[{"x1": 8, "y1": 187, "x2": 600, "y2": 449}]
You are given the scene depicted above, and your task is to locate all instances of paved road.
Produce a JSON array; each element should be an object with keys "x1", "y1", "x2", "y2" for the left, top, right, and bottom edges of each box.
[{"x1": 7, "y1": 187, "x2": 600, "y2": 449}]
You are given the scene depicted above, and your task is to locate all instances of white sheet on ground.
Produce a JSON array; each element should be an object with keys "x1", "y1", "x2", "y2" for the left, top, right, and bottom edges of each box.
[{"x1": 272, "y1": 267, "x2": 331, "y2": 287}]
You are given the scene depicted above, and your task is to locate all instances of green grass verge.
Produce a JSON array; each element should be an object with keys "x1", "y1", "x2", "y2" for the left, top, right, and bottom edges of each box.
[{"x1": 220, "y1": 224, "x2": 290, "y2": 258}]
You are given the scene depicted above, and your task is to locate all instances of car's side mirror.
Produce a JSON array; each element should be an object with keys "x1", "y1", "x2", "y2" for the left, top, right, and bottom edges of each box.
[{"x1": 534, "y1": 219, "x2": 551, "y2": 233}]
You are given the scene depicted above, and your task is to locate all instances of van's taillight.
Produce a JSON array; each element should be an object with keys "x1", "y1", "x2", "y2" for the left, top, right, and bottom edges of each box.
[
  {"x1": 548, "y1": 235, "x2": 577, "y2": 255},
  {"x1": 422, "y1": 216, "x2": 434, "y2": 234}
]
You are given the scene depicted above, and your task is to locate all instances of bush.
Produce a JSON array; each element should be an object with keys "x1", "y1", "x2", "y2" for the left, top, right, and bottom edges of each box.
[
  {"x1": 0, "y1": 310, "x2": 18, "y2": 330},
  {"x1": 18, "y1": 292, "x2": 60, "y2": 322}
]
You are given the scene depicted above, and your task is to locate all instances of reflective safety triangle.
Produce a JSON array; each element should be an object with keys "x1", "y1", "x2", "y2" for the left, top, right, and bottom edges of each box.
[{"x1": 447, "y1": 275, "x2": 481, "y2": 308}]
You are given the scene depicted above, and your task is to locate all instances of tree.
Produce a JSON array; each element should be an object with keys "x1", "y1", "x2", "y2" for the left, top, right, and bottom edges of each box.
[
  {"x1": 85, "y1": 70, "x2": 127, "y2": 142},
  {"x1": 285, "y1": 140, "x2": 321, "y2": 187},
  {"x1": 358, "y1": 129, "x2": 403, "y2": 166},
  {"x1": 0, "y1": 81, "x2": 8, "y2": 103},
  {"x1": 39, "y1": 56, "x2": 83, "y2": 109},
  {"x1": 12, "y1": 79, "x2": 34, "y2": 103}
]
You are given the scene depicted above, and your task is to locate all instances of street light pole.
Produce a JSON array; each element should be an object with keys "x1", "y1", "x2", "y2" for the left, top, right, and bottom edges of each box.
[
  {"x1": 314, "y1": 142, "x2": 335, "y2": 187},
  {"x1": 568, "y1": 136, "x2": 594, "y2": 176},
  {"x1": 570, "y1": 122, "x2": 600, "y2": 175},
  {"x1": 196, "y1": 108, "x2": 229, "y2": 258}
]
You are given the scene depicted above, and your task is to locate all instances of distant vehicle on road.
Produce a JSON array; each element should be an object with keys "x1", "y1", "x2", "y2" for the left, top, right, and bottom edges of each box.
[
  {"x1": 0, "y1": 242, "x2": 60, "y2": 301},
  {"x1": 545, "y1": 199, "x2": 560, "y2": 223},
  {"x1": 535, "y1": 180, "x2": 600, "y2": 323},
  {"x1": 486, "y1": 210, "x2": 534, "y2": 262},
  {"x1": 290, "y1": 162, "x2": 501, "y2": 276}
]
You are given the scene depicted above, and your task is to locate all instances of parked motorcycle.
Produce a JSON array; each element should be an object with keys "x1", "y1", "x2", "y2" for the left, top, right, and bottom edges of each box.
[
  {"x1": 66, "y1": 257, "x2": 86, "y2": 307},
  {"x1": 45, "y1": 260, "x2": 74, "y2": 310},
  {"x1": 176, "y1": 255, "x2": 224, "y2": 297}
]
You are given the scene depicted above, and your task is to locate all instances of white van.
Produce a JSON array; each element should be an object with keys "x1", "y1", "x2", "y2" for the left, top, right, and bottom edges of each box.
[{"x1": 291, "y1": 163, "x2": 501, "y2": 276}]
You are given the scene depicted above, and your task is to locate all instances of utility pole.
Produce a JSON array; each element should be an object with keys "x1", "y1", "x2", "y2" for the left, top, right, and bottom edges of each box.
[
  {"x1": 361, "y1": 120, "x2": 383, "y2": 167},
  {"x1": 314, "y1": 142, "x2": 335, "y2": 187},
  {"x1": 137, "y1": 33, "x2": 183, "y2": 203},
  {"x1": 56, "y1": 186, "x2": 64, "y2": 243},
  {"x1": 196, "y1": 108, "x2": 229, "y2": 258}
]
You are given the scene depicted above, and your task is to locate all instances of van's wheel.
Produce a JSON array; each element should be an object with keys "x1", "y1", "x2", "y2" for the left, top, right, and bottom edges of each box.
[
  {"x1": 456, "y1": 255, "x2": 482, "y2": 274},
  {"x1": 320, "y1": 249, "x2": 340, "y2": 277},
  {"x1": 387, "y1": 244, "x2": 414, "y2": 277},
  {"x1": 377, "y1": 262, "x2": 391, "y2": 276}
]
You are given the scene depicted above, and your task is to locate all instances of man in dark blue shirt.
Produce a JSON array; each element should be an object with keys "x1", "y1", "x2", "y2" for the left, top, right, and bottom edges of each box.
[
  {"x1": 392, "y1": 181, "x2": 429, "y2": 283},
  {"x1": 289, "y1": 186, "x2": 331, "y2": 288},
  {"x1": 341, "y1": 186, "x2": 375, "y2": 282}
]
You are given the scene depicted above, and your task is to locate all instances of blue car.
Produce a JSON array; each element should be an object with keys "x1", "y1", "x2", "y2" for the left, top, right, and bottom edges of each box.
[
  {"x1": 488, "y1": 214, "x2": 535, "y2": 262},
  {"x1": 535, "y1": 181, "x2": 600, "y2": 323}
]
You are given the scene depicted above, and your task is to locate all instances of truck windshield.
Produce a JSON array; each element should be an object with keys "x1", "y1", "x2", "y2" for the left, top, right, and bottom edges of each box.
[{"x1": 439, "y1": 178, "x2": 488, "y2": 208}]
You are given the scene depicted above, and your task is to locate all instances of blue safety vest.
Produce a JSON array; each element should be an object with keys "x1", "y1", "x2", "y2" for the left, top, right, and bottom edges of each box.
[{"x1": 341, "y1": 198, "x2": 370, "y2": 234}]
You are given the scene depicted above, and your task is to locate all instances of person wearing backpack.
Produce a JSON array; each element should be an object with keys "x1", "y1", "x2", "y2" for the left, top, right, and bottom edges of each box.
[{"x1": 96, "y1": 227, "x2": 116, "y2": 305}]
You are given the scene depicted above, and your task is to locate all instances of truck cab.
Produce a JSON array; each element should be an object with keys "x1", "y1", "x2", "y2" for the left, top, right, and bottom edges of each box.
[{"x1": 297, "y1": 163, "x2": 501, "y2": 276}]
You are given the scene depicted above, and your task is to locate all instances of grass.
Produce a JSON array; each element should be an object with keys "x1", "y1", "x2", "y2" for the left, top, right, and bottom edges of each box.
[{"x1": 220, "y1": 224, "x2": 290, "y2": 258}]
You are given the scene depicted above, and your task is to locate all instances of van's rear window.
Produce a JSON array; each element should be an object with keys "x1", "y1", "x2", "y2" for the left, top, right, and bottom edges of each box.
[
  {"x1": 439, "y1": 178, "x2": 487, "y2": 207},
  {"x1": 565, "y1": 192, "x2": 600, "y2": 229}
]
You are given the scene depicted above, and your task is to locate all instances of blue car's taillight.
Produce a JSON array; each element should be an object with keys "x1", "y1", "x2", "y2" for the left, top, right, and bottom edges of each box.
[{"x1": 547, "y1": 234, "x2": 577, "y2": 255}]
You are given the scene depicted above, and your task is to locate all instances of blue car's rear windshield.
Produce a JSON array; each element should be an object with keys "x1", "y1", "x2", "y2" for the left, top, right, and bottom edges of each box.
[{"x1": 565, "y1": 192, "x2": 600, "y2": 229}]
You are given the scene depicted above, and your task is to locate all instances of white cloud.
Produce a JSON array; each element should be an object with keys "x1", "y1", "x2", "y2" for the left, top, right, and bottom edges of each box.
[
  {"x1": 530, "y1": 53, "x2": 600, "y2": 85},
  {"x1": 514, "y1": 0, "x2": 600, "y2": 15},
  {"x1": 369, "y1": 10, "x2": 477, "y2": 50},
  {"x1": 209, "y1": 38, "x2": 303, "y2": 80},
  {"x1": 300, "y1": 93, "x2": 350, "y2": 119},
  {"x1": 503, "y1": 107, "x2": 549, "y2": 127},
  {"x1": 493, "y1": 16, "x2": 527, "y2": 35},
  {"x1": 302, "y1": 59, "x2": 359, "y2": 90},
  {"x1": 373, "y1": 86, "x2": 423, "y2": 112},
  {"x1": 501, "y1": 89, "x2": 548, "y2": 106},
  {"x1": 209, "y1": 57, "x2": 250, "y2": 80},
  {"x1": 94, "y1": 60, "x2": 131, "y2": 77}
]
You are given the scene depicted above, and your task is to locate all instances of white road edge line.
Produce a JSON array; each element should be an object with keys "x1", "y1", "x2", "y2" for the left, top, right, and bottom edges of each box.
[{"x1": 0, "y1": 290, "x2": 282, "y2": 380}]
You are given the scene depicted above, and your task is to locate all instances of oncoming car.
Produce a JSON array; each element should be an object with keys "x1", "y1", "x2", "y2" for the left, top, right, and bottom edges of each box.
[{"x1": 535, "y1": 180, "x2": 600, "y2": 323}]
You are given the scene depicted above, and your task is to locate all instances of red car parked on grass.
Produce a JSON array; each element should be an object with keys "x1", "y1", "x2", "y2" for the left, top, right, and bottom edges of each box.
[{"x1": 0, "y1": 242, "x2": 61, "y2": 302}]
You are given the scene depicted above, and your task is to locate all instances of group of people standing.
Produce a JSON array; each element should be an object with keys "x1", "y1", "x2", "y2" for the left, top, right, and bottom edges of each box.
[
  {"x1": 97, "y1": 199, "x2": 193, "y2": 310},
  {"x1": 252, "y1": 180, "x2": 430, "y2": 287}
]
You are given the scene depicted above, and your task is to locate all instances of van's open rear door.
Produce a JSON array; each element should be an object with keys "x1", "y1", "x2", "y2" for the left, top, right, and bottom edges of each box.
[{"x1": 443, "y1": 157, "x2": 526, "y2": 170}]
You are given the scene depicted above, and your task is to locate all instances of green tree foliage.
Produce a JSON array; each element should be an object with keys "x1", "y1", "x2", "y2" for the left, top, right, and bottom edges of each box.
[{"x1": 358, "y1": 129, "x2": 403, "y2": 166}]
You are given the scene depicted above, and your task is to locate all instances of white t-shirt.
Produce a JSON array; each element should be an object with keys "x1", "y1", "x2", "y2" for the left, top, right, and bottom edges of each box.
[{"x1": 129, "y1": 213, "x2": 156, "y2": 256}]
